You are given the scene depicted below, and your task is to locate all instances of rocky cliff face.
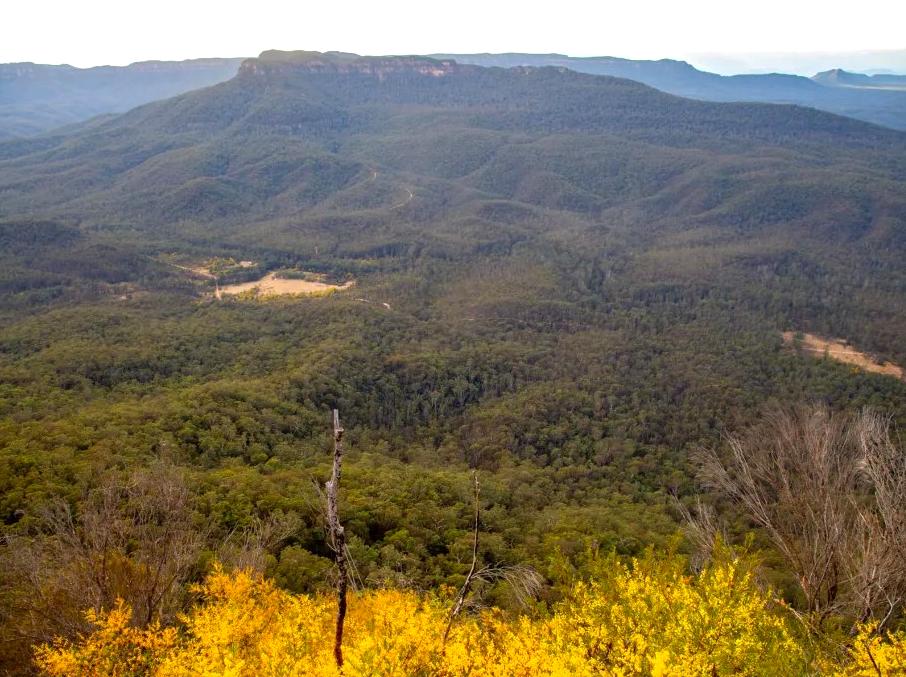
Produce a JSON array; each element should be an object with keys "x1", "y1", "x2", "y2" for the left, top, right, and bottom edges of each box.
[{"x1": 238, "y1": 51, "x2": 474, "y2": 81}]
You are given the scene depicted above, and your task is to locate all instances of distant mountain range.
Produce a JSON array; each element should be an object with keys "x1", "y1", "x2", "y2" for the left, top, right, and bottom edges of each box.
[
  {"x1": 0, "y1": 58, "x2": 244, "y2": 138},
  {"x1": 812, "y1": 68, "x2": 906, "y2": 90},
  {"x1": 432, "y1": 54, "x2": 906, "y2": 130},
  {"x1": 1, "y1": 52, "x2": 905, "y2": 139},
  {"x1": 2, "y1": 50, "x2": 904, "y2": 249},
  {"x1": 686, "y1": 49, "x2": 906, "y2": 77}
]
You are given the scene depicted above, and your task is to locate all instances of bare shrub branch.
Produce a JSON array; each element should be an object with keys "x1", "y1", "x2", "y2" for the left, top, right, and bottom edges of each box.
[
  {"x1": 672, "y1": 495, "x2": 727, "y2": 571},
  {"x1": 0, "y1": 459, "x2": 203, "y2": 653},
  {"x1": 218, "y1": 511, "x2": 301, "y2": 573},
  {"x1": 444, "y1": 471, "x2": 481, "y2": 644},
  {"x1": 443, "y1": 472, "x2": 542, "y2": 644}
]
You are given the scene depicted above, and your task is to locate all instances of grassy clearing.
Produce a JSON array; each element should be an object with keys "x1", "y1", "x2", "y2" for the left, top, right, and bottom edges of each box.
[
  {"x1": 219, "y1": 272, "x2": 354, "y2": 298},
  {"x1": 782, "y1": 331, "x2": 904, "y2": 379}
]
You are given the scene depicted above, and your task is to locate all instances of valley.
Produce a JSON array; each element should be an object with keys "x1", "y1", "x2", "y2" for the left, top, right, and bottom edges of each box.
[{"x1": 1, "y1": 48, "x2": 905, "y2": 675}]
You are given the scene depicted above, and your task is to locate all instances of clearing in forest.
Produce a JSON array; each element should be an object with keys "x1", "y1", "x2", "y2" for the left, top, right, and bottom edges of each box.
[
  {"x1": 782, "y1": 331, "x2": 904, "y2": 379},
  {"x1": 164, "y1": 257, "x2": 255, "y2": 279},
  {"x1": 218, "y1": 272, "x2": 355, "y2": 299}
]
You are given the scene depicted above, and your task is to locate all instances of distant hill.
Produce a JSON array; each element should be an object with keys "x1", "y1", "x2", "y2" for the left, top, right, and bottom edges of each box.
[
  {"x1": 432, "y1": 53, "x2": 906, "y2": 130},
  {"x1": 4, "y1": 53, "x2": 905, "y2": 139},
  {"x1": 813, "y1": 68, "x2": 906, "y2": 90},
  {"x1": 3, "y1": 50, "x2": 904, "y2": 241},
  {"x1": 689, "y1": 49, "x2": 906, "y2": 78},
  {"x1": 0, "y1": 58, "x2": 244, "y2": 138}
]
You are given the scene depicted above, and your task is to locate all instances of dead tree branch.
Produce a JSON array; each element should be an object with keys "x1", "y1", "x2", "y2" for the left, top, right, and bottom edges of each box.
[
  {"x1": 671, "y1": 495, "x2": 727, "y2": 571},
  {"x1": 444, "y1": 471, "x2": 481, "y2": 644},
  {"x1": 326, "y1": 409, "x2": 348, "y2": 669}
]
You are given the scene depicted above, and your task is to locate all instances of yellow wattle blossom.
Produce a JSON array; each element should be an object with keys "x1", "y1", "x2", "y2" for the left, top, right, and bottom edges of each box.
[
  {"x1": 826, "y1": 622, "x2": 906, "y2": 676},
  {"x1": 35, "y1": 556, "x2": 906, "y2": 676},
  {"x1": 34, "y1": 601, "x2": 177, "y2": 676}
]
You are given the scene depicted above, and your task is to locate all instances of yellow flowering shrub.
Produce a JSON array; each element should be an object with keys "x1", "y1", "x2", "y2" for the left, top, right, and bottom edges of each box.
[
  {"x1": 35, "y1": 556, "x2": 906, "y2": 676},
  {"x1": 826, "y1": 623, "x2": 906, "y2": 676},
  {"x1": 34, "y1": 602, "x2": 177, "y2": 676},
  {"x1": 552, "y1": 553, "x2": 809, "y2": 676}
]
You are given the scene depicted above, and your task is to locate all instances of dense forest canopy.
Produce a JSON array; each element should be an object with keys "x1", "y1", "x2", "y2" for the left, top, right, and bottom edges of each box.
[{"x1": 0, "y1": 51, "x2": 905, "y2": 674}]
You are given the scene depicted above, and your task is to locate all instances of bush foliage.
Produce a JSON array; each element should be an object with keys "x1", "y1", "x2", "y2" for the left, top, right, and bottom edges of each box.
[{"x1": 36, "y1": 552, "x2": 906, "y2": 676}]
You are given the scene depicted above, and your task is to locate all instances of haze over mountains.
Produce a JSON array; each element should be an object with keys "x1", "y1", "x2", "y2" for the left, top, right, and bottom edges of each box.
[
  {"x1": 0, "y1": 58, "x2": 243, "y2": 138},
  {"x1": 2, "y1": 50, "x2": 906, "y2": 140},
  {"x1": 687, "y1": 48, "x2": 906, "y2": 77},
  {"x1": 434, "y1": 53, "x2": 906, "y2": 130}
]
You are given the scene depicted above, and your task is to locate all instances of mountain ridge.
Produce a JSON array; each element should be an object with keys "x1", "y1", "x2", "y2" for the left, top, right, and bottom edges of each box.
[
  {"x1": 813, "y1": 68, "x2": 906, "y2": 89},
  {"x1": 2, "y1": 49, "x2": 903, "y2": 252},
  {"x1": 0, "y1": 57, "x2": 244, "y2": 138},
  {"x1": 4, "y1": 50, "x2": 906, "y2": 140},
  {"x1": 431, "y1": 52, "x2": 906, "y2": 130}
]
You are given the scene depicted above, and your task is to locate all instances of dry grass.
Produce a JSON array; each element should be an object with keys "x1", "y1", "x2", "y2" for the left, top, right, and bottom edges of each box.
[
  {"x1": 782, "y1": 331, "x2": 904, "y2": 379},
  {"x1": 219, "y1": 273, "x2": 354, "y2": 299}
]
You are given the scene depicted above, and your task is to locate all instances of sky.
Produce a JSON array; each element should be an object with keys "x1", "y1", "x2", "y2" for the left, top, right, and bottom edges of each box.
[{"x1": 2, "y1": 0, "x2": 905, "y2": 74}]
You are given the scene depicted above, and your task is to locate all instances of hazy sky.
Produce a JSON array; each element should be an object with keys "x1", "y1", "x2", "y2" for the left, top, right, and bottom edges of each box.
[{"x1": 3, "y1": 0, "x2": 905, "y2": 73}]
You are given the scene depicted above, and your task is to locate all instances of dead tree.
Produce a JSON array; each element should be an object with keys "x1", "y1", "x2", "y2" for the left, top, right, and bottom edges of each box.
[
  {"x1": 442, "y1": 472, "x2": 542, "y2": 645},
  {"x1": 698, "y1": 405, "x2": 906, "y2": 630},
  {"x1": 0, "y1": 460, "x2": 203, "y2": 658},
  {"x1": 326, "y1": 409, "x2": 348, "y2": 669},
  {"x1": 851, "y1": 410, "x2": 906, "y2": 627},
  {"x1": 444, "y1": 472, "x2": 481, "y2": 644}
]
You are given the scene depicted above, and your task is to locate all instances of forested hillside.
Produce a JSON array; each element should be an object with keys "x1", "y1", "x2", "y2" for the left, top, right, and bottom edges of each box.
[{"x1": 1, "y1": 51, "x2": 905, "y2": 674}]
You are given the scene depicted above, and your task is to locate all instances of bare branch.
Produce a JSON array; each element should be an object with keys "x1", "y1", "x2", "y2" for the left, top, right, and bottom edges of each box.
[
  {"x1": 218, "y1": 511, "x2": 301, "y2": 573},
  {"x1": 473, "y1": 564, "x2": 544, "y2": 608},
  {"x1": 672, "y1": 495, "x2": 726, "y2": 571},
  {"x1": 326, "y1": 409, "x2": 348, "y2": 669},
  {"x1": 0, "y1": 459, "x2": 203, "y2": 652},
  {"x1": 444, "y1": 471, "x2": 481, "y2": 644}
]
